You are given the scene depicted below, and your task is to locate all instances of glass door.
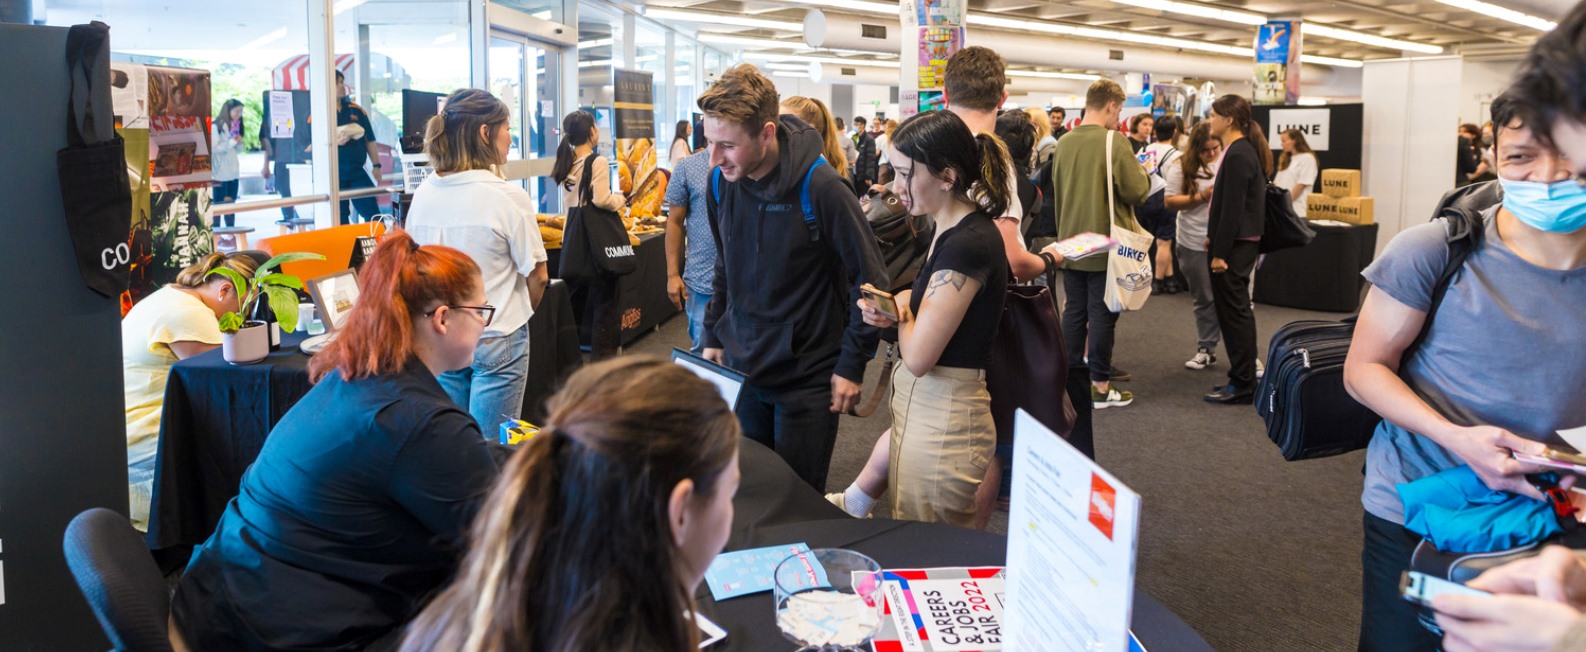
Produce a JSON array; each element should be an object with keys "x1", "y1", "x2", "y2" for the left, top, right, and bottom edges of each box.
[{"x1": 487, "y1": 30, "x2": 562, "y2": 212}]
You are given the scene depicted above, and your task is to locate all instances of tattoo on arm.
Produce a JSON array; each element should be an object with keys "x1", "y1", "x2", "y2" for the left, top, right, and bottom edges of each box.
[{"x1": 925, "y1": 270, "x2": 969, "y2": 299}]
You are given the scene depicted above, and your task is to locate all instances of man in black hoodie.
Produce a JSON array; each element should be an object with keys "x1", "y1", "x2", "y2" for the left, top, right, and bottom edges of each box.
[{"x1": 698, "y1": 64, "x2": 888, "y2": 491}]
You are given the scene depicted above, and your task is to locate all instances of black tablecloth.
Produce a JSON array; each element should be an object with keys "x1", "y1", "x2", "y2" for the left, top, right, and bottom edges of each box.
[
  {"x1": 548, "y1": 232, "x2": 680, "y2": 347},
  {"x1": 1254, "y1": 222, "x2": 1380, "y2": 313},
  {"x1": 714, "y1": 449, "x2": 1212, "y2": 652},
  {"x1": 146, "y1": 281, "x2": 579, "y2": 554}
]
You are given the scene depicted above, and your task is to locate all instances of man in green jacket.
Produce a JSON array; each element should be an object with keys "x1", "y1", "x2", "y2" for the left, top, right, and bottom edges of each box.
[{"x1": 1046, "y1": 79, "x2": 1152, "y2": 410}]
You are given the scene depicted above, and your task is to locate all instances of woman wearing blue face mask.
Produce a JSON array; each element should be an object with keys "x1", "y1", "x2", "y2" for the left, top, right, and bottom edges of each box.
[{"x1": 1342, "y1": 93, "x2": 1586, "y2": 652}]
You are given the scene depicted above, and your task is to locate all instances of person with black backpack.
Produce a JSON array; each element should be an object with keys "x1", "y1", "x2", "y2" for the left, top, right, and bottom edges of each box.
[{"x1": 1344, "y1": 94, "x2": 1586, "y2": 652}]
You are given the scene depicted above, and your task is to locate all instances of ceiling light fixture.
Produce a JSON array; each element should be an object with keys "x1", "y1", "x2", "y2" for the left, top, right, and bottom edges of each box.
[
  {"x1": 780, "y1": 0, "x2": 898, "y2": 16},
  {"x1": 1109, "y1": 0, "x2": 1266, "y2": 26},
  {"x1": 698, "y1": 33, "x2": 811, "y2": 50},
  {"x1": 240, "y1": 27, "x2": 288, "y2": 52},
  {"x1": 643, "y1": 8, "x2": 802, "y2": 31},
  {"x1": 742, "y1": 52, "x2": 901, "y2": 68},
  {"x1": 1300, "y1": 55, "x2": 1365, "y2": 68},
  {"x1": 1006, "y1": 70, "x2": 1102, "y2": 81},
  {"x1": 1304, "y1": 24, "x2": 1444, "y2": 54},
  {"x1": 1434, "y1": 0, "x2": 1556, "y2": 31},
  {"x1": 770, "y1": 71, "x2": 811, "y2": 78}
]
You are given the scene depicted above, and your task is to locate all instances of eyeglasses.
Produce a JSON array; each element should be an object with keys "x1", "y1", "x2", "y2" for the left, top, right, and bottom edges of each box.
[{"x1": 427, "y1": 304, "x2": 495, "y2": 327}]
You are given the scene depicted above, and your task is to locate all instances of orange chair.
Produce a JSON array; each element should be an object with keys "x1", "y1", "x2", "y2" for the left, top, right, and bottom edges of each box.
[{"x1": 255, "y1": 222, "x2": 387, "y2": 281}]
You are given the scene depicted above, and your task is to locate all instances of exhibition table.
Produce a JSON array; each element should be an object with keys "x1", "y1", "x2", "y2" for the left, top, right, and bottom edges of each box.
[
  {"x1": 546, "y1": 231, "x2": 680, "y2": 347},
  {"x1": 1253, "y1": 222, "x2": 1380, "y2": 313},
  {"x1": 145, "y1": 281, "x2": 580, "y2": 556},
  {"x1": 712, "y1": 474, "x2": 1213, "y2": 651}
]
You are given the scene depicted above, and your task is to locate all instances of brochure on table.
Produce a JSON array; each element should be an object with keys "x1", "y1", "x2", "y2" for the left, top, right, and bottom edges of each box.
[{"x1": 1004, "y1": 410, "x2": 1142, "y2": 652}]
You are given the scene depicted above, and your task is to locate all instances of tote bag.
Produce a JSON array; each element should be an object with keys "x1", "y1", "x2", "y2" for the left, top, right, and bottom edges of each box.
[
  {"x1": 56, "y1": 21, "x2": 132, "y2": 299},
  {"x1": 987, "y1": 281, "x2": 1076, "y2": 443},
  {"x1": 1103, "y1": 130, "x2": 1155, "y2": 313},
  {"x1": 558, "y1": 155, "x2": 637, "y2": 281}
]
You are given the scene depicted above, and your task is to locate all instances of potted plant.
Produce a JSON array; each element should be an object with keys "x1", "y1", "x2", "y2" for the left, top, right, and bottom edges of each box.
[{"x1": 208, "y1": 252, "x2": 325, "y2": 364}]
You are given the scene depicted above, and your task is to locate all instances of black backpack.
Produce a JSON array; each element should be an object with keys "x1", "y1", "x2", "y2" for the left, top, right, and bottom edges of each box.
[
  {"x1": 1027, "y1": 158, "x2": 1058, "y2": 240},
  {"x1": 1256, "y1": 202, "x2": 1486, "y2": 460},
  {"x1": 1258, "y1": 183, "x2": 1315, "y2": 253}
]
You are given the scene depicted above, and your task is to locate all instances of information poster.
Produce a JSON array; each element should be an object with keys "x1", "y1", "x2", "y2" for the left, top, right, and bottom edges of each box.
[
  {"x1": 917, "y1": 27, "x2": 962, "y2": 89},
  {"x1": 612, "y1": 68, "x2": 655, "y2": 139},
  {"x1": 269, "y1": 90, "x2": 295, "y2": 138},
  {"x1": 1254, "y1": 21, "x2": 1302, "y2": 106},
  {"x1": 1003, "y1": 410, "x2": 1142, "y2": 652}
]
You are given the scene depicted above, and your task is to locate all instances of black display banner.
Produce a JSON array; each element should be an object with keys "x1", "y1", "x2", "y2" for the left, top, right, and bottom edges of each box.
[
  {"x1": 612, "y1": 69, "x2": 654, "y2": 139},
  {"x1": 1253, "y1": 103, "x2": 1364, "y2": 192}
]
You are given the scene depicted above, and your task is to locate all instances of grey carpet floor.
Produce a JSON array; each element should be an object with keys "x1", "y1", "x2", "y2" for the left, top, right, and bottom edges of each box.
[{"x1": 625, "y1": 283, "x2": 1365, "y2": 651}]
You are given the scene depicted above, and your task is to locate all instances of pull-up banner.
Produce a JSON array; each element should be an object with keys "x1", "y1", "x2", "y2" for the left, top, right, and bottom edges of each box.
[
  {"x1": 1254, "y1": 20, "x2": 1302, "y2": 106},
  {"x1": 612, "y1": 69, "x2": 654, "y2": 139}
]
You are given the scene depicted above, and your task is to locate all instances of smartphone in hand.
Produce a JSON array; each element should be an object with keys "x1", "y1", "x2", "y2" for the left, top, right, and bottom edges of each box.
[
  {"x1": 860, "y1": 283, "x2": 900, "y2": 322},
  {"x1": 1400, "y1": 571, "x2": 1488, "y2": 609}
]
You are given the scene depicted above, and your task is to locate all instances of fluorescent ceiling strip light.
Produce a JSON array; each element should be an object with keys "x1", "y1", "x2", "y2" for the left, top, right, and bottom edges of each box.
[
  {"x1": 1110, "y1": 0, "x2": 1266, "y2": 26},
  {"x1": 743, "y1": 52, "x2": 901, "y2": 68},
  {"x1": 780, "y1": 0, "x2": 898, "y2": 16},
  {"x1": 1304, "y1": 24, "x2": 1443, "y2": 54},
  {"x1": 644, "y1": 8, "x2": 801, "y2": 31},
  {"x1": 240, "y1": 27, "x2": 288, "y2": 52},
  {"x1": 698, "y1": 33, "x2": 811, "y2": 50},
  {"x1": 1300, "y1": 55, "x2": 1364, "y2": 68},
  {"x1": 763, "y1": 62, "x2": 813, "y2": 71},
  {"x1": 770, "y1": 71, "x2": 810, "y2": 78},
  {"x1": 579, "y1": 38, "x2": 614, "y2": 49},
  {"x1": 1434, "y1": 0, "x2": 1556, "y2": 31},
  {"x1": 578, "y1": 55, "x2": 659, "y2": 69},
  {"x1": 1006, "y1": 70, "x2": 1101, "y2": 81}
]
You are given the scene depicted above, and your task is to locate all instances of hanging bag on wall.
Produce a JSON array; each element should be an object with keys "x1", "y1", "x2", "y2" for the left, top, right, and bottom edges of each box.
[
  {"x1": 56, "y1": 21, "x2": 132, "y2": 299},
  {"x1": 558, "y1": 154, "x2": 637, "y2": 281},
  {"x1": 1103, "y1": 130, "x2": 1155, "y2": 313}
]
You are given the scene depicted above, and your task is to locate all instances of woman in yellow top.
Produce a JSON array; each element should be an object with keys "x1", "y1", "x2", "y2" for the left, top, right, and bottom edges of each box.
[{"x1": 121, "y1": 252, "x2": 256, "y2": 530}]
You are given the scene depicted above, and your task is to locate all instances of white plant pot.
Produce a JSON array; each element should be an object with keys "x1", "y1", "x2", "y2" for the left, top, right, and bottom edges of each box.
[{"x1": 222, "y1": 321, "x2": 270, "y2": 364}]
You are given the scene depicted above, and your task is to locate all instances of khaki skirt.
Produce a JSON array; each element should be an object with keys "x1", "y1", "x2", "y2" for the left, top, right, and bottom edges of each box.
[{"x1": 887, "y1": 364, "x2": 994, "y2": 528}]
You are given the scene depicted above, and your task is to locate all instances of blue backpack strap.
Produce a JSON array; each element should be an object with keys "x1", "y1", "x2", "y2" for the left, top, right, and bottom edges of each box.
[
  {"x1": 711, "y1": 166, "x2": 723, "y2": 205},
  {"x1": 801, "y1": 156, "x2": 827, "y2": 241}
]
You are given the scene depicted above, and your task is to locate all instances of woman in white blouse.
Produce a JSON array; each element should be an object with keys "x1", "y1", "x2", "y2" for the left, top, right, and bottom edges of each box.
[
  {"x1": 552, "y1": 110, "x2": 627, "y2": 358},
  {"x1": 1274, "y1": 128, "x2": 1319, "y2": 217}
]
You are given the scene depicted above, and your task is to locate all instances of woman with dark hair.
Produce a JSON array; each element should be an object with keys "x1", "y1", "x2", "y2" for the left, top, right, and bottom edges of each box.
[
  {"x1": 669, "y1": 119, "x2": 692, "y2": 166},
  {"x1": 400, "y1": 357, "x2": 741, "y2": 652},
  {"x1": 1164, "y1": 122, "x2": 1223, "y2": 371},
  {"x1": 406, "y1": 88, "x2": 549, "y2": 434},
  {"x1": 1274, "y1": 128, "x2": 1318, "y2": 217},
  {"x1": 210, "y1": 98, "x2": 245, "y2": 228},
  {"x1": 552, "y1": 109, "x2": 626, "y2": 358},
  {"x1": 1128, "y1": 112, "x2": 1155, "y2": 154},
  {"x1": 171, "y1": 233, "x2": 501, "y2": 651},
  {"x1": 856, "y1": 110, "x2": 1010, "y2": 527},
  {"x1": 1202, "y1": 94, "x2": 1271, "y2": 404}
]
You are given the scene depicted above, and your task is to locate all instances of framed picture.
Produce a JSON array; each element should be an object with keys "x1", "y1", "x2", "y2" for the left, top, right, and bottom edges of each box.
[{"x1": 306, "y1": 269, "x2": 360, "y2": 332}]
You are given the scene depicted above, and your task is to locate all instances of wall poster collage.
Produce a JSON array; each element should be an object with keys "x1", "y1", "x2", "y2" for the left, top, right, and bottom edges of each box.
[{"x1": 111, "y1": 63, "x2": 215, "y2": 314}]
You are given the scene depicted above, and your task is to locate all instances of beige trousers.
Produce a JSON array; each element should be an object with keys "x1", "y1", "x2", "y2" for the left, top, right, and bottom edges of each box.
[{"x1": 888, "y1": 364, "x2": 994, "y2": 528}]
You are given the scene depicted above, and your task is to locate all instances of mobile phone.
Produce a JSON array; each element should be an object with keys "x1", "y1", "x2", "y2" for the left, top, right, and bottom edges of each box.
[
  {"x1": 1400, "y1": 571, "x2": 1489, "y2": 608},
  {"x1": 1514, "y1": 448, "x2": 1586, "y2": 476},
  {"x1": 860, "y1": 284, "x2": 900, "y2": 321}
]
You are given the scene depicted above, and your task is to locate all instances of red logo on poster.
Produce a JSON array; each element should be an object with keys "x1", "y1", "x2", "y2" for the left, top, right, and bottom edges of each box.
[{"x1": 1088, "y1": 473, "x2": 1117, "y2": 541}]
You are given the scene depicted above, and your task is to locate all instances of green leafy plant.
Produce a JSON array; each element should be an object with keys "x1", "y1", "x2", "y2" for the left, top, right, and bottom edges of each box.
[{"x1": 207, "y1": 252, "x2": 326, "y2": 334}]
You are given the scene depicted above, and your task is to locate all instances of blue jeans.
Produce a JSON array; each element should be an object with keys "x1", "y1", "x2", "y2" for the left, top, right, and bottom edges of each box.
[
  {"x1": 438, "y1": 321, "x2": 529, "y2": 438},
  {"x1": 686, "y1": 288, "x2": 712, "y2": 353}
]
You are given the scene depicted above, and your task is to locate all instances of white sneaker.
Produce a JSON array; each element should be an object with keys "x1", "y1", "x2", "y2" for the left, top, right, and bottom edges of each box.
[
  {"x1": 1184, "y1": 348, "x2": 1216, "y2": 370},
  {"x1": 1256, "y1": 359, "x2": 1265, "y2": 379}
]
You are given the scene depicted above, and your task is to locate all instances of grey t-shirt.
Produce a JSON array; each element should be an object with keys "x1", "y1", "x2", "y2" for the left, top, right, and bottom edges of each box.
[{"x1": 1361, "y1": 209, "x2": 1586, "y2": 523}]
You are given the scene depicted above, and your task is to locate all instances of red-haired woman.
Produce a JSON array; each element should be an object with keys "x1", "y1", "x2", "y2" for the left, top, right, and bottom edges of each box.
[{"x1": 171, "y1": 232, "x2": 501, "y2": 652}]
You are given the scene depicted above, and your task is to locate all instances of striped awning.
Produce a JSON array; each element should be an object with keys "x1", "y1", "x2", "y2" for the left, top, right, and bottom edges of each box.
[{"x1": 272, "y1": 54, "x2": 355, "y2": 91}]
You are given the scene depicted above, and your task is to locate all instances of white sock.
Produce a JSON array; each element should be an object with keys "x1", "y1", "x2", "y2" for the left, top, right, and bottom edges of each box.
[{"x1": 843, "y1": 484, "x2": 877, "y2": 517}]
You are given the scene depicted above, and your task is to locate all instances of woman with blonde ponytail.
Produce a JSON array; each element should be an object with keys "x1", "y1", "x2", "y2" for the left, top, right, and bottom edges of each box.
[
  {"x1": 842, "y1": 110, "x2": 1007, "y2": 528},
  {"x1": 171, "y1": 233, "x2": 501, "y2": 652},
  {"x1": 402, "y1": 356, "x2": 741, "y2": 652},
  {"x1": 121, "y1": 251, "x2": 257, "y2": 530},
  {"x1": 781, "y1": 95, "x2": 850, "y2": 184}
]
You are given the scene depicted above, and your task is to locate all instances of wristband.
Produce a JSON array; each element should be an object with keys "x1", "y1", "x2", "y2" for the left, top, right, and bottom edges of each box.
[{"x1": 1039, "y1": 251, "x2": 1058, "y2": 275}]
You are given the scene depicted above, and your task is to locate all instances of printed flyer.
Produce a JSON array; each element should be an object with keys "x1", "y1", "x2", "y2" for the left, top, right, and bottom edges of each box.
[{"x1": 873, "y1": 567, "x2": 1006, "y2": 652}]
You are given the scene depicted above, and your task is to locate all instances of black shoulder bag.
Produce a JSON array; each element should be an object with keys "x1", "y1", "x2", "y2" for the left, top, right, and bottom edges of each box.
[{"x1": 558, "y1": 155, "x2": 637, "y2": 281}]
